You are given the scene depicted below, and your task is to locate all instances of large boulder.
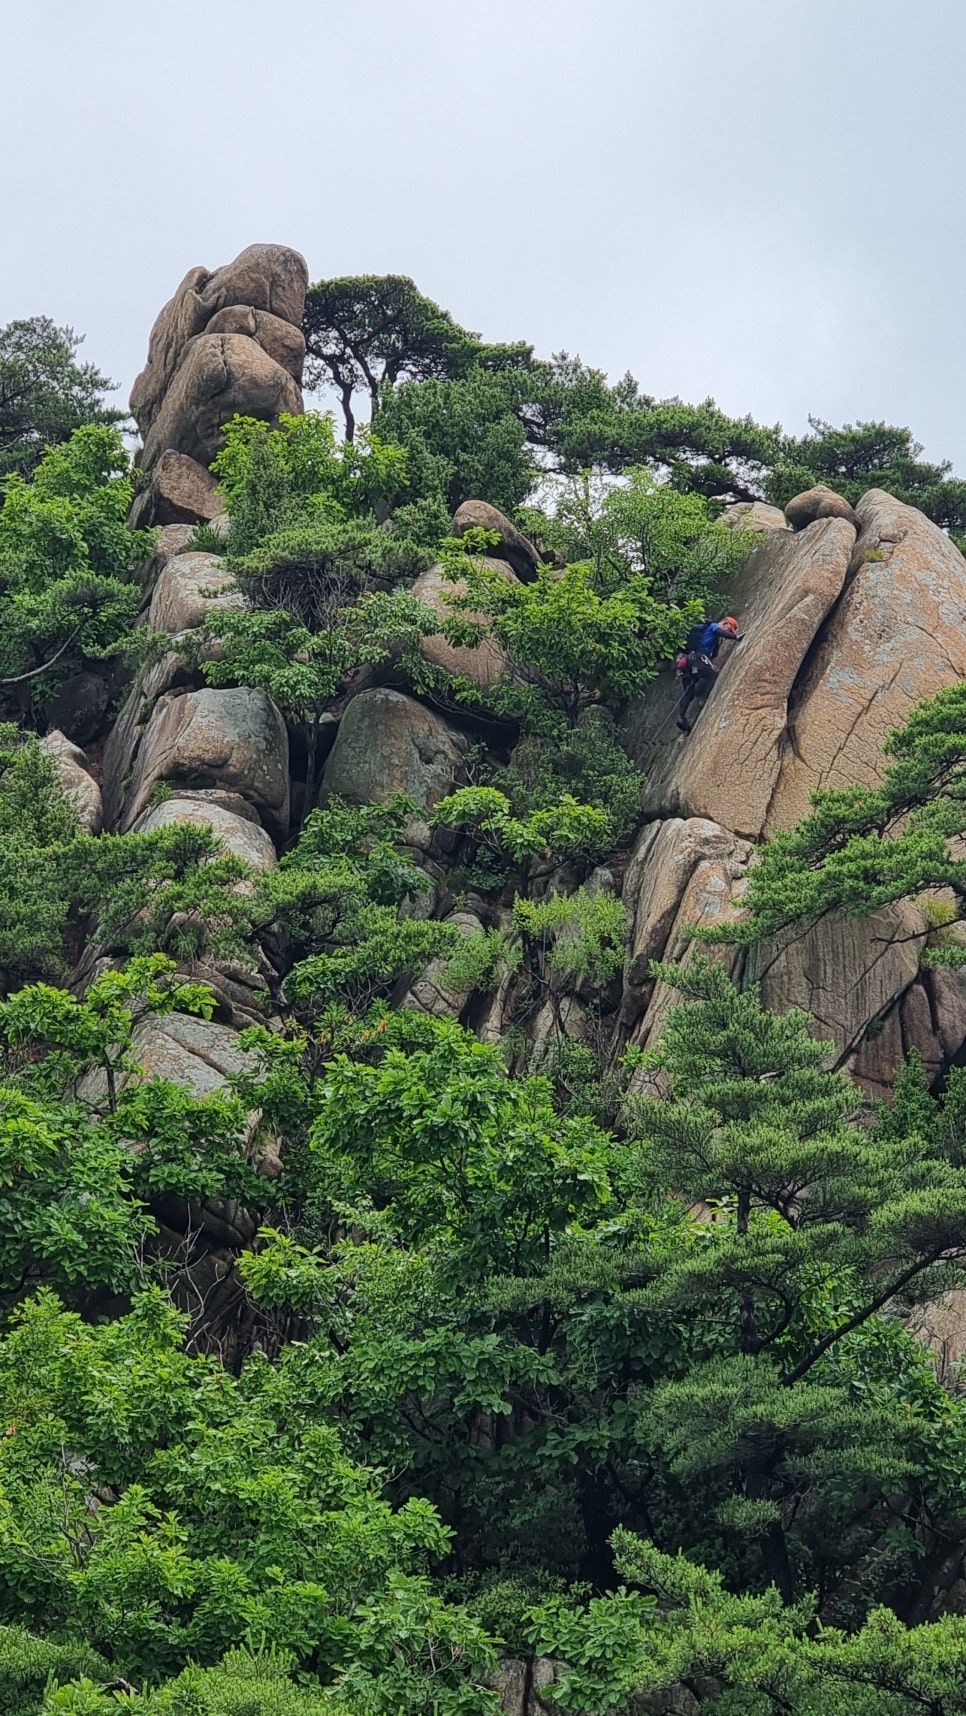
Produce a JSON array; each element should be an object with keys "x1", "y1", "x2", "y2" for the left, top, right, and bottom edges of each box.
[
  {"x1": 204, "y1": 305, "x2": 305, "y2": 384},
  {"x1": 626, "y1": 517, "x2": 856, "y2": 840},
  {"x1": 140, "y1": 333, "x2": 303, "y2": 473},
  {"x1": 130, "y1": 245, "x2": 307, "y2": 433},
  {"x1": 321, "y1": 688, "x2": 467, "y2": 818},
  {"x1": 410, "y1": 557, "x2": 513, "y2": 692},
  {"x1": 130, "y1": 1009, "x2": 255, "y2": 1093},
  {"x1": 39, "y1": 731, "x2": 102, "y2": 834},
  {"x1": 114, "y1": 686, "x2": 290, "y2": 839},
  {"x1": 722, "y1": 500, "x2": 790, "y2": 534},
  {"x1": 134, "y1": 794, "x2": 277, "y2": 871},
  {"x1": 129, "y1": 450, "x2": 223, "y2": 530},
  {"x1": 767, "y1": 491, "x2": 966, "y2": 829},
  {"x1": 784, "y1": 484, "x2": 858, "y2": 530},
  {"x1": 452, "y1": 500, "x2": 540, "y2": 581},
  {"x1": 148, "y1": 552, "x2": 245, "y2": 635},
  {"x1": 195, "y1": 242, "x2": 308, "y2": 328}
]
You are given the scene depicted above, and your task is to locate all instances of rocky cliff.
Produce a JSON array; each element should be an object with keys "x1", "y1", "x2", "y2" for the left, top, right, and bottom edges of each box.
[{"x1": 41, "y1": 245, "x2": 966, "y2": 1237}]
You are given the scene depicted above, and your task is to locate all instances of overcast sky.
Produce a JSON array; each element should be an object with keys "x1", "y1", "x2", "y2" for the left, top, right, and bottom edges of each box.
[{"x1": 4, "y1": 0, "x2": 966, "y2": 468}]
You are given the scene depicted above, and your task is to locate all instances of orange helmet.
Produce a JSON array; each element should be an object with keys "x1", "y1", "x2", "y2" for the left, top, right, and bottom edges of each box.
[{"x1": 720, "y1": 615, "x2": 739, "y2": 636}]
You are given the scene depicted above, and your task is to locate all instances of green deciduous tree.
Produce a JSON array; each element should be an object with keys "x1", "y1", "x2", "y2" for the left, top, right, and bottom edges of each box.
[{"x1": 0, "y1": 425, "x2": 150, "y2": 721}]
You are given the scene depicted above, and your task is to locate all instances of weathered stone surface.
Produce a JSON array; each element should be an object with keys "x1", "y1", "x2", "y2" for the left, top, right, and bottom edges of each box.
[
  {"x1": 768, "y1": 491, "x2": 966, "y2": 830},
  {"x1": 140, "y1": 333, "x2": 303, "y2": 473},
  {"x1": 134, "y1": 796, "x2": 277, "y2": 870},
  {"x1": 321, "y1": 688, "x2": 466, "y2": 815},
  {"x1": 118, "y1": 687, "x2": 289, "y2": 838},
  {"x1": 411, "y1": 557, "x2": 513, "y2": 691},
  {"x1": 196, "y1": 243, "x2": 308, "y2": 329},
  {"x1": 452, "y1": 500, "x2": 540, "y2": 580},
  {"x1": 130, "y1": 246, "x2": 307, "y2": 434},
  {"x1": 40, "y1": 730, "x2": 102, "y2": 833},
  {"x1": 627, "y1": 518, "x2": 855, "y2": 840},
  {"x1": 130, "y1": 265, "x2": 211, "y2": 433},
  {"x1": 129, "y1": 449, "x2": 223, "y2": 530},
  {"x1": 149, "y1": 552, "x2": 244, "y2": 634},
  {"x1": 624, "y1": 818, "x2": 737, "y2": 994},
  {"x1": 138, "y1": 1010, "x2": 254, "y2": 1087},
  {"x1": 749, "y1": 900, "x2": 928, "y2": 1063},
  {"x1": 928, "y1": 966, "x2": 966, "y2": 1064},
  {"x1": 784, "y1": 484, "x2": 858, "y2": 530},
  {"x1": 849, "y1": 1001, "x2": 905, "y2": 1102},
  {"x1": 722, "y1": 500, "x2": 790, "y2": 533},
  {"x1": 204, "y1": 305, "x2": 305, "y2": 383}
]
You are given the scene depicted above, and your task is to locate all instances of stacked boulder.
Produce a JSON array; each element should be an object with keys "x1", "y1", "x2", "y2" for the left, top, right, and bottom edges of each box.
[{"x1": 128, "y1": 243, "x2": 308, "y2": 528}]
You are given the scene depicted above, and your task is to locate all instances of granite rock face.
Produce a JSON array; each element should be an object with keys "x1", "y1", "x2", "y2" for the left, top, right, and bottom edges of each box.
[
  {"x1": 129, "y1": 244, "x2": 307, "y2": 523},
  {"x1": 131, "y1": 244, "x2": 307, "y2": 434},
  {"x1": 784, "y1": 483, "x2": 858, "y2": 530},
  {"x1": 39, "y1": 731, "x2": 103, "y2": 834},
  {"x1": 625, "y1": 493, "x2": 966, "y2": 844},
  {"x1": 148, "y1": 551, "x2": 245, "y2": 635},
  {"x1": 626, "y1": 517, "x2": 856, "y2": 840},
  {"x1": 140, "y1": 332, "x2": 303, "y2": 474},
  {"x1": 111, "y1": 686, "x2": 290, "y2": 841},
  {"x1": 321, "y1": 688, "x2": 467, "y2": 819},
  {"x1": 767, "y1": 490, "x2": 966, "y2": 829},
  {"x1": 452, "y1": 499, "x2": 540, "y2": 580},
  {"x1": 128, "y1": 449, "x2": 224, "y2": 530}
]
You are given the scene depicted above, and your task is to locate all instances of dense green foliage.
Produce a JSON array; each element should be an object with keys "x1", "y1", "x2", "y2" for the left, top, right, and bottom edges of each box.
[
  {"x1": 8, "y1": 282, "x2": 966, "y2": 1715},
  {"x1": 0, "y1": 319, "x2": 120, "y2": 482},
  {"x1": 766, "y1": 416, "x2": 966, "y2": 538},
  {"x1": 0, "y1": 426, "x2": 150, "y2": 722}
]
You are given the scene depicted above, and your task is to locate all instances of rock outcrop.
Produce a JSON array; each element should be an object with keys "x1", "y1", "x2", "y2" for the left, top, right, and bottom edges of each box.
[
  {"x1": 766, "y1": 489, "x2": 966, "y2": 829},
  {"x1": 320, "y1": 687, "x2": 468, "y2": 832},
  {"x1": 452, "y1": 499, "x2": 540, "y2": 580},
  {"x1": 784, "y1": 483, "x2": 858, "y2": 529},
  {"x1": 40, "y1": 731, "x2": 103, "y2": 834},
  {"x1": 620, "y1": 488, "x2": 966, "y2": 1096},
  {"x1": 148, "y1": 550, "x2": 244, "y2": 635},
  {"x1": 140, "y1": 332, "x2": 303, "y2": 476},
  {"x1": 625, "y1": 493, "x2": 966, "y2": 843},
  {"x1": 129, "y1": 449, "x2": 223, "y2": 530},
  {"x1": 108, "y1": 685, "x2": 290, "y2": 841},
  {"x1": 129, "y1": 244, "x2": 307, "y2": 525},
  {"x1": 625, "y1": 516, "x2": 857, "y2": 840},
  {"x1": 133, "y1": 794, "x2": 278, "y2": 871}
]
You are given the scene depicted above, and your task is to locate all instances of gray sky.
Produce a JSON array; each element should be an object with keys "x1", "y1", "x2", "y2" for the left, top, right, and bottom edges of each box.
[{"x1": 5, "y1": 0, "x2": 966, "y2": 469}]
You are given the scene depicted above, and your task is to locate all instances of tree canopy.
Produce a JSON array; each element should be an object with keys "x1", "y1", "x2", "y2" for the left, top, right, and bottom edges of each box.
[{"x1": 0, "y1": 317, "x2": 120, "y2": 482}]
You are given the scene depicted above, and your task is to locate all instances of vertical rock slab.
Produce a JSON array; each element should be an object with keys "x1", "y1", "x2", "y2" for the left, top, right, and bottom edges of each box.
[
  {"x1": 628, "y1": 518, "x2": 855, "y2": 840},
  {"x1": 747, "y1": 900, "x2": 928, "y2": 1065},
  {"x1": 767, "y1": 490, "x2": 966, "y2": 830}
]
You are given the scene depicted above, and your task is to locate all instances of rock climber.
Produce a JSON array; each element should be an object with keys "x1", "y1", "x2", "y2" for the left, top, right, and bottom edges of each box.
[{"x1": 675, "y1": 615, "x2": 742, "y2": 733}]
